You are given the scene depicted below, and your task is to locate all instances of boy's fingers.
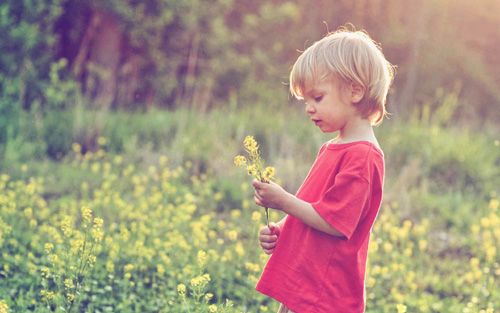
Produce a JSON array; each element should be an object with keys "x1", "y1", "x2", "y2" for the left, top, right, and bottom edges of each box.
[
  {"x1": 260, "y1": 241, "x2": 276, "y2": 249},
  {"x1": 259, "y1": 227, "x2": 271, "y2": 235},
  {"x1": 268, "y1": 222, "x2": 280, "y2": 236},
  {"x1": 259, "y1": 234, "x2": 278, "y2": 242},
  {"x1": 252, "y1": 179, "x2": 262, "y2": 189}
]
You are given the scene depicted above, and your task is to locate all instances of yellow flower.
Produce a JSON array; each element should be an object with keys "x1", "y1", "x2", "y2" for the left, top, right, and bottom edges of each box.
[
  {"x1": 234, "y1": 155, "x2": 247, "y2": 167},
  {"x1": 97, "y1": 136, "x2": 107, "y2": 146},
  {"x1": 190, "y1": 274, "x2": 211, "y2": 287},
  {"x1": 66, "y1": 293, "x2": 75, "y2": 302},
  {"x1": 262, "y1": 166, "x2": 276, "y2": 182},
  {"x1": 251, "y1": 211, "x2": 262, "y2": 222},
  {"x1": 44, "y1": 243, "x2": 54, "y2": 254},
  {"x1": 205, "y1": 293, "x2": 214, "y2": 302},
  {"x1": 72, "y1": 143, "x2": 81, "y2": 154},
  {"x1": 93, "y1": 217, "x2": 104, "y2": 228},
  {"x1": 64, "y1": 278, "x2": 74, "y2": 289},
  {"x1": 81, "y1": 207, "x2": 92, "y2": 223},
  {"x1": 40, "y1": 290, "x2": 55, "y2": 301},
  {"x1": 177, "y1": 283, "x2": 186, "y2": 296},
  {"x1": 490, "y1": 198, "x2": 499, "y2": 210},
  {"x1": 197, "y1": 250, "x2": 208, "y2": 267},
  {"x1": 396, "y1": 304, "x2": 407, "y2": 313},
  {"x1": 243, "y1": 136, "x2": 258, "y2": 152},
  {"x1": 208, "y1": 304, "x2": 218, "y2": 312},
  {"x1": 61, "y1": 216, "x2": 73, "y2": 237},
  {"x1": 0, "y1": 299, "x2": 8, "y2": 313},
  {"x1": 227, "y1": 230, "x2": 238, "y2": 241},
  {"x1": 247, "y1": 164, "x2": 258, "y2": 176}
]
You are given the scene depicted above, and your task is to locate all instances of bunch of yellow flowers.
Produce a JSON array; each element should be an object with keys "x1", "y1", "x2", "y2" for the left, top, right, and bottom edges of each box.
[{"x1": 234, "y1": 136, "x2": 276, "y2": 227}]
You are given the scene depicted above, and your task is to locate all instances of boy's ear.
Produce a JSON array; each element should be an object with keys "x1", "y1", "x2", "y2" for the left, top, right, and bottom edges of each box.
[{"x1": 350, "y1": 82, "x2": 365, "y2": 104}]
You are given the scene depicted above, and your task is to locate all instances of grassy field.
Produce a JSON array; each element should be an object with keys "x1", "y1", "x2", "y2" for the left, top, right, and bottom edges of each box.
[{"x1": 0, "y1": 106, "x2": 499, "y2": 312}]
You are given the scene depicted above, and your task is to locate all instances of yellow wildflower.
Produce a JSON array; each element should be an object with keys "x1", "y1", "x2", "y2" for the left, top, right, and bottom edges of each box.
[
  {"x1": 93, "y1": 217, "x2": 104, "y2": 228},
  {"x1": 72, "y1": 143, "x2": 81, "y2": 154},
  {"x1": 157, "y1": 264, "x2": 165, "y2": 275},
  {"x1": 251, "y1": 211, "x2": 262, "y2": 222},
  {"x1": 177, "y1": 283, "x2": 186, "y2": 296},
  {"x1": 208, "y1": 304, "x2": 218, "y2": 313},
  {"x1": 0, "y1": 300, "x2": 7, "y2": 313},
  {"x1": 61, "y1": 216, "x2": 73, "y2": 237},
  {"x1": 97, "y1": 136, "x2": 107, "y2": 146},
  {"x1": 247, "y1": 164, "x2": 258, "y2": 176},
  {"x1": 205, "y1": 293, "x2": 214, "y2": 302},
  {"x1": 81, "y1": 207, "x2": 92, "y2": 223},
  {"x1": 64, "y1": 278, "x2": 74, "y2": 289},
  {"x1": 197, "y1": 250, "x2": 208, "y2": 267},
  {"x1": 262, "y1": 166, "x2": 276, "y2": 182},
  {"x1": 243, "y1": 135, "x2": 258, "y2": 152},
  {"x1": 66, "y1": 293, "x2": 75, "y2": 302},
  {"x1": 40, "y1": 290, "x2": 55, "y2": 301},
  {"x1": 234, "y1": 155, "x2": 247, "y2": 167},
  {"x1": 396, "y1": 304, "x2": 407, "y2": 313},
  {"x1": 44, "y1": 243, "x2": 54, "y2": 254}
]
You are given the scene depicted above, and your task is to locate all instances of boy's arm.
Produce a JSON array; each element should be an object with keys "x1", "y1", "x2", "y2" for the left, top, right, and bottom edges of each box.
[
  {"x1": 280, "y1": 193, "x2": 344, "y2": 237},
  {"x1": 253, "y1": 180, "x2": 344, "y2": 237}
]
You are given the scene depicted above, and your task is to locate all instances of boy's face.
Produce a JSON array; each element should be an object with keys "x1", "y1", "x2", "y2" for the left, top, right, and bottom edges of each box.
[{"x1": 302, "y1": 79, "x2": 359, "y2": 133}]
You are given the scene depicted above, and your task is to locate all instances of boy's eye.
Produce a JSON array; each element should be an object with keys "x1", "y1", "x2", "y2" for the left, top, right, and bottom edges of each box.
[{"x1": 314, "y1": 96, "x2": 323, "y2": 102}]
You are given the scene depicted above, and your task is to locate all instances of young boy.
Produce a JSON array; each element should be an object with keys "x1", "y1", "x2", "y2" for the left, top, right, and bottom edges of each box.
[{"x1": 252, "y1": 27, "x2": 395, "y2": 313}]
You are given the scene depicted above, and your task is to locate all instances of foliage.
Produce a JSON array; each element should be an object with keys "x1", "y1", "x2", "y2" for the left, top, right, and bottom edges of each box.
[{"x1": 0, "y1": 110, "x2": 498, "y2": 311}]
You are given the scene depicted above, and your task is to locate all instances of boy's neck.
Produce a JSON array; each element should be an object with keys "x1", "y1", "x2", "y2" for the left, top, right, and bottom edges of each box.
[{"x1": 333, "y1": 117, "x2": 379, "y2": 147}]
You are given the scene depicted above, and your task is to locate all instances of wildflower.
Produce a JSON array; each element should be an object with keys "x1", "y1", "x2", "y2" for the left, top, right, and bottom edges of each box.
[
  {"x1": 72, "y1": 143, "x2": 81, "y2": 154},
  {"x1": 0, "y1": 300, "x2": 8, "y2": 313},
  {"x1": 190, "y1": 274, "x2": 211, "y2": 287},
  {"x1": 235, "y1": 135, "x2": 277, "y2": 227},
  {"x1": 262, "y1": 166, "x2": 276, "y2": 182},
  {"x1": 97, "y1": 136, "x2": 107, "y2": 146},
  {"x1": 40, "y1": 267, "x2": 50, "y2": 278},
  {"x1": 234, "y1": 155, "x2": 247, "y2": 167},
  {"x1": 205, "y1": 293, "x2": 214, "y2": 302},
  {"x1": 251, "y1": 211, "x2": 262, "y2": 222},
  {"x1": 208, "y1": 304, "x2": 218, "y2": 312},
  {"x1": 93, "y1": 217, "x2": 104, "y2": 228},
  {"x1": 177, "y1": 283, "x2": 186, "y2": 296},
  {"x1": 64, "y1": 278, "x2": 74, "y2": 289},
  {"x1": 227, "y1": 230, "x2": 238, "y2": 241},
  {"x1": 91, "y1": 227, "x2": 104, "y2": 243},
  {"x1": 61, "y1": 216, "x2": 73, "y2": 237},
  {"x1": 243, "y1": 136, "x2": 258, "y2": 152},
  {"x1": 247, "y1": 164, "x2": 258, "y2": 176},
  {"x1": 396, "y1": 304, "x2": 407, "y2": 313},
  {"x1": 197, "y1": 250, "x2": 207, "y2": 267},
  {"x1": 40, "y1": 290, "x2": 55, "y2": 301},
  {"x1": 66, "y1": 293, "x2": 75, "y2": 302},
  {"x1": 44, "y1": 243, "x2": 54, "y2": 254},
  {"x1": 81, "y1": 207, "x2": 92, "y2": 223}
]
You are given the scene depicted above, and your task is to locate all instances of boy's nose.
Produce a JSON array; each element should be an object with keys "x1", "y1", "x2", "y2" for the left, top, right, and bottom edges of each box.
[{"x1": 305, "y1": 102, "x2": 316, "y2": 114}]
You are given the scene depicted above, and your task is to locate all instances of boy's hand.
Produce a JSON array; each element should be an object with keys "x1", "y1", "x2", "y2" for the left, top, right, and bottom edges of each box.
[
  {"x1": 253, "y1": 179, "x2": 290, "y2": 210},
  {"x1": 259, "y1": 222, "x2": 281, "y2": 255}
]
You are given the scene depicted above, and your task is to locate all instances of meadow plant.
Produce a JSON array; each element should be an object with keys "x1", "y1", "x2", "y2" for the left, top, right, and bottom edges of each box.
[
  {"x1": 234, "y1": 136, "x2": 276, "y2": 227},
  {"x1": 0, "y1": 300, "x2": 8, "y2": 313},
  {"x1": 40, "y1": 207, "x2": 103, "y2": 312}
]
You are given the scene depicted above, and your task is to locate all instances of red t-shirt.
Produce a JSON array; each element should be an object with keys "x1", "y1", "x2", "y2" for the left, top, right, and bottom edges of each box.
[{"x1": 256, "y1": 141, "x2": 385, "y2": 313}]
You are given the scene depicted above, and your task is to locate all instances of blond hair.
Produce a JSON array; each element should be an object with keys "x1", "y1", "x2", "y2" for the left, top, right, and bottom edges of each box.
[{"x1": 290, "y1": 27, "x2": 395, "y2": 125}]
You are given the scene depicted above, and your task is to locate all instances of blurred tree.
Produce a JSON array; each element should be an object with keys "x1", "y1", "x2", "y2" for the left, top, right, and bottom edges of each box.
[{"x1": 0, "y1": 0, "x2": 63, "y2": 163}]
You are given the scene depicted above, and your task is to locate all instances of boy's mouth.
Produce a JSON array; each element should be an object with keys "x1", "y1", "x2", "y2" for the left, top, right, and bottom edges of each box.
[{"x1": 312, "y1": 119, "x2": 321, "y2": 125}]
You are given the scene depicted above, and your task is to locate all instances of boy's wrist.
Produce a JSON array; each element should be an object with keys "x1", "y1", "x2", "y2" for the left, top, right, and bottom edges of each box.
[{"x1": 279, "y1": 192, "x2": 295, "y2": 214}]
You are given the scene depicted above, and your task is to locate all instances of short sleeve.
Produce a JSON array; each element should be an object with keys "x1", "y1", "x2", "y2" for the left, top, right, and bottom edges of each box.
[{"x1": 311, "y1": 171, "x2": 370, "y2": 240}]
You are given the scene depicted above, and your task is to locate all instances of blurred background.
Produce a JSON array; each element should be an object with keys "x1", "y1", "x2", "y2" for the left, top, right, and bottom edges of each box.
[
  {"x1": 0, "y1": 0, "x2": 499, "y2": 312},
  {"x1": 0, "y1": 0, "x2": 499, "y2": 163}
]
